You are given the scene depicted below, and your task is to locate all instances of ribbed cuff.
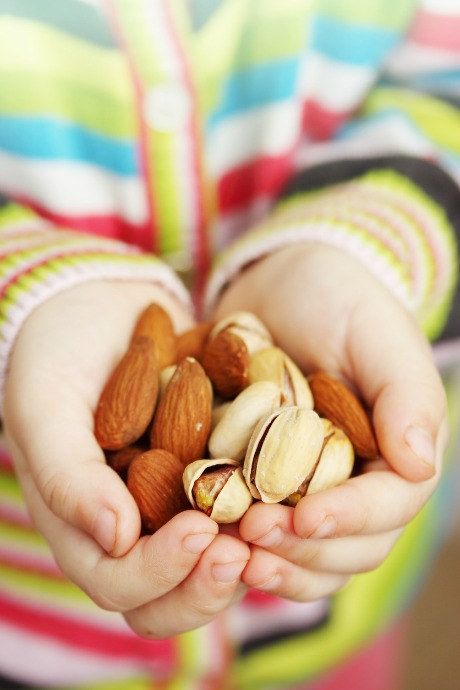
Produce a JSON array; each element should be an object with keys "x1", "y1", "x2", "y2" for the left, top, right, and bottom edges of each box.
[
  {"x1": 0, "y1": 205, "x2": 192, "y2": 412},
  {"x1": 205, "y1": 169, "x2": 458, "y2": 340}
]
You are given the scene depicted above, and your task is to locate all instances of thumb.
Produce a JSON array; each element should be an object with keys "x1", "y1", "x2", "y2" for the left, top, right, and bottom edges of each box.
[{"x1": 347, "y1": 293, "x2": 448, "y2": 482}]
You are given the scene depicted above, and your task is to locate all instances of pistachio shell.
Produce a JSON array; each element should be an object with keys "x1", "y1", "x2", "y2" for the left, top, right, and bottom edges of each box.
[
  {"x1": 249, "y1": 347, "x2": 313, "y2": 408},
  {"x1": 183, "y1": 458, "x2": 253, "y2": 523},
  {"x1": 244, "y1": 406, "x2": 324, "y2": 503},
  {"x1": 307, "y1": 426, "x2": 354, "y2": 494},
  {"x1": 210, "y1": 311, "x2": 273, "y2": 355},
  {"x1": 208, "y1": 381, "x2": 281, "y2": 461}
]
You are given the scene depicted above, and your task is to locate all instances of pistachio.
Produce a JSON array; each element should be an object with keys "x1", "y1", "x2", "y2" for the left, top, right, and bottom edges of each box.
[
  {"x1": 284, "y1": 420, "x2": 354, "y2": 506},
  {"x1": 183, "y1": 458, "x2": 253, "y2": 523},
  {"x1": 249, "y1": 346, "x2": 313, "y2": 408},
  {"x1": 209, "y1": 381, "x2": 281, "y2": 461},
  {"x1": 210, "y1": 310, "x2": 273, "y2": 355},
  {"x1": 244, "y1": 406, "x2": 324, "y2": 503}
]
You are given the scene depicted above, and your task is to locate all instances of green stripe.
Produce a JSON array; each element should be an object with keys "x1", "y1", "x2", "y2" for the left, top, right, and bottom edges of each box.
[
  {"x1": 0, "y1": 17, "x2": 132, "y2": 101},
  {"x1": 319, "y1": 0, "x2": 417, "y2": 29},
  {"x1": 0, "y1": 0, "x2": 116, "y2": 47},
  {"x1": 0, "y1": 470, "x2": 23, "y2": 502},
  {"x1": 364, "y1": 88, "x2": 460, "y2": 157},
  {"x1": 0, "y1": 72, "x2": 135, "y2": 138},
  {"x1": 0, "y1": 203, "x2": 40, "y2": 229},
  {"x1": 0, "y1": 561, "x2": 92, "y2": 603}
]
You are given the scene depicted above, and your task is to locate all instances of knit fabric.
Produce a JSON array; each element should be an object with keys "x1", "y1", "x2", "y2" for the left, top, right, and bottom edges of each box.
[{"x1": 0, "y1": 1, "x2": 460, "y2": 688}]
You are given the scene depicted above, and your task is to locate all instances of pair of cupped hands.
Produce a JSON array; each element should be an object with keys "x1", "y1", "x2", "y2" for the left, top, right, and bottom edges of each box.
[{"x1": 3, "y1": 244, "x2": 447, "y2": 639}]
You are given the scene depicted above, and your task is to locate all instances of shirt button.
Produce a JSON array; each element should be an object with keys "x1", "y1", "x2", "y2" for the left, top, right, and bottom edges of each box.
[{"x1": 143, "y1": 82, "x2": 192, "y2": 132}]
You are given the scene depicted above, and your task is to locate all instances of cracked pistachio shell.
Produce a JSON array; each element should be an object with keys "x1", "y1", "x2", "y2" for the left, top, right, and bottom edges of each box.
[
  {"x1": 244, "y1": 406, "x2": 324, "y2": 503},
  {"x1": 183, "y1": 458, "x2": 253, "y2": 523},
  {"x1": 210, "y1": 311, "x2": 273, "y2": 355},
  {"x1": 248, "y1": 347, "x2": 314, "y2": 408},
  {"x1": 208, "y1": 381, "x2": 281, "y2": 461},
  {"x1": 307, "y1": 424, "x2": 354, "y2": 494}
]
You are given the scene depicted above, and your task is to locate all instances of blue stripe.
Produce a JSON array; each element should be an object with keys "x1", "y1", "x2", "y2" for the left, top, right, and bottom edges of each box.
[
  {"x1": 311, "y1": 16, "x2": 399, "y2": 65},
  {"x1": 208, "y1": 59, "x2": 299, "y2": 128},
  {"x1": 0, "y1": 116, "x2": 137, "y2": 176}
]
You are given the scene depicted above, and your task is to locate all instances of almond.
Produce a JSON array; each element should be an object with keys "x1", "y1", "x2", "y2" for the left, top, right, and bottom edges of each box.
[
  {"x1": 201, "y1": 330, "x2": 250, "y2": 398},
  {"x1": 308, "y1": 371, "x2": 379, "y2": 460},
  {"x1": 105, "y1": 444, "x2": 146, "y2": 481},
  {"x1": 176, "y1": 322, "x2": 213, "y2": 363},
  {"x1": 150, "y1": 357, "x2": 213, "y2": 464},
  {"x1": 127, "y1": 449, "x2": 191, "y2": 533},
  {"x1": 94, "y1": 336, "x2": 159, "y2": 451},
  {"x1": 131, "y1": 302, "x2": 177, "y2": 367}
]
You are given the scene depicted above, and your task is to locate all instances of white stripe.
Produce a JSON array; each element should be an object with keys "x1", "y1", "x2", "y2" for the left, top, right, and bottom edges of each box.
[
  {"x1": 0, "y1": 620, "x2": 167, "y2": 686},
  {"x1": 298, "y1": 52, "x2": 376, "y2": 112},
  {"x1": 295, "y1": 115, "x2": 434, "y2": 170},
  {"x1": 142, "y1": 2, "x2": 183, "y2": 79},
  {"x1": 385, "y1": 42, "x2": 460, "y2": 77},
  {"x1": 0, "y1": 151, "x2": 149, "y2": 224},
  {"x1": 420, "y1": 0, "x2": 460, "y2": 15},
  {"x1": 207, "y1": 101, "x2": 301, "y2": 177}
]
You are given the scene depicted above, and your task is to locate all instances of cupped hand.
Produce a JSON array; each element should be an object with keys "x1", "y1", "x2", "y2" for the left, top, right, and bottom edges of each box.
[
  {"x1": 3, "y1": 281, "x2": 250, "y2": 637},
  {"x1": 214, "y1": 243, "x2": 448, "y2": 601}
]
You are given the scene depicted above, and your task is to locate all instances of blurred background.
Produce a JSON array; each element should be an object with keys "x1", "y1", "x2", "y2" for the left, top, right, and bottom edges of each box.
[{"x1": 404, "y1": 484, "x2": 460, "y2": 689}]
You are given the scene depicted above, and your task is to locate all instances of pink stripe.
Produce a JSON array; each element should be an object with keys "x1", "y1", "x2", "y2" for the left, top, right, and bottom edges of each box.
[
  {"x1": 410, "y1": 10, "x2": 460, "y2": 52},
  {"x1": 0, "y1": 551, "x2": 63, "y2": 579},
  {"x1": 0, "y1": 505, "x2": 34, "y2": 529},
  {"x1": 102, "y1": 2, "x2": 158, "y2": 254},
  {"x1": 162, "y1": 3, "x2": 211, "y2": 284},
  {"x1": 0, "y1": 593, "x2": 177, "y2": 667}
]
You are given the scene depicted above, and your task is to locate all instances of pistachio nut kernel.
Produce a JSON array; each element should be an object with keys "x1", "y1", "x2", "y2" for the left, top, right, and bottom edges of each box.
[
  {"x1": 249, "y1": 347, "x2": 313, "y2": 408},
  {"x1": 208, "y1": 381, "x2": 281, "y2": 461},
  {"x1": 183, "y1": 458, "x2": 253, "y2": 523},
  {"x1": 243, "y1": 406, "x2": 324, "y2": 503}
]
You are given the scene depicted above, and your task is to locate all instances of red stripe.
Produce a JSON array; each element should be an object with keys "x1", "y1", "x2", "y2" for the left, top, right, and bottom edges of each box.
[
  {"x1": 9, "y1": 195, "x2": 153, "y2": 251},
  {"x1": 0, "y1": 593, "x2": 177, "y2": 666},
  {"x1": 301, "y1": 100, "x2": 352, "y2": 141},
  {"x1": 410, "y1": 11, "x2": 460, "y2": 52},
  {"x1": 218, "y1": 154, "x2": 293, "y2": 213}
]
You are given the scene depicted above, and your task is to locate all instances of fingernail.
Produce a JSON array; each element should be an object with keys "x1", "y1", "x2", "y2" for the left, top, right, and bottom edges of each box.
[
  {"x1": 405, "y1": 425, "x2": 436, "y2": 470},
  {"x1": 93, "y1": 507, "x2": 116, "y2": 553},
  {"x1": 310, "y1": 515, "x2": 336, "y2": 539},
  {"x1": 212, "y1": 560, "x2": 247, "y2": 583},
  {"x1": 253, "y1": 526, "x2": 283, "y2": 548},
  {"x1": 183, "y1": 532, "x2": 216, "y2": 554}
]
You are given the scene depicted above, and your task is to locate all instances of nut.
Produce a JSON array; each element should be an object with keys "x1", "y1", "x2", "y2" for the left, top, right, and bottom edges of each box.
[
  {"x1": 183, "y1": 458, "x2": 253, "y2": 523},
  {"x1": 201, "y1": 329, "x2": 250, "y2": 398},
  {"x1": 209, "y1": 310, "x2": 273, "y2": 355},
  {"x1": 284, "y1": 419, "x2": 354, "y2": 506},
  {"x1": 94, "y1": 336, "x2": 159, "y2": 450},
  {"x1": 208, "y1": 381, "x2": 281, "y2": 461},
  {"x1": 127, "y1": 448, "x2": 191, "y2": 533},
  {"x1": 131, "y1": 302, "x2": 177, "y2": 367},
  {"x1": 176, "y1": 322, "x2": 214, "y2": 362},
  {"x1": 249, "y1": 346, "x2": 314, "y2": 408},
  {"x1": 308, "y1": 371, "x2": 378, "y2": 460},
  {"x1": 243, "y1": 406, "x2": 324, "y2": 503},
  {"x1": 105, "y1": 444, "x2": 146, "y2": 481},
  {"x1": 150, "y1": 357, "x2": 213, "y2": 464}
]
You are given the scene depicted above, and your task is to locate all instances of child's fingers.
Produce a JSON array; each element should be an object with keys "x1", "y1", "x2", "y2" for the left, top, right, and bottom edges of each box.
[
  {"x1": 12, "y1": 465, "x2": 221, "y2": 612},
  {"x1": 241, "y1": 546, "x2": 349, "y2": 602},
  {"x1": 124, "y1": 534, "x2": 250, "y2": 639}
]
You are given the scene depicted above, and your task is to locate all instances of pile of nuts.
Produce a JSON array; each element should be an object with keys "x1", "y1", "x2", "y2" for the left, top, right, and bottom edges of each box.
[{"x1": 94, "y1": 304, "x2": 379, "y2": 533}]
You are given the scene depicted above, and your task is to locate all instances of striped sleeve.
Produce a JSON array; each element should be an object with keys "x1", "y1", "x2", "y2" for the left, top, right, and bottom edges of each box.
[
  {"x1": 204, "y1": 2, "x2": 460, "y2": 343},
  {"x1": 0, "y1": 202, "x2": 192, "y2": 412},
  {"x1": 204, "y1": 161, "x2": 459, "y2": 342}
]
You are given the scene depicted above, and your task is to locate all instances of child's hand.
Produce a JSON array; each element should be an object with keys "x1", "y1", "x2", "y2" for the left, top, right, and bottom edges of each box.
[
  {"x1": 214, "y1": 243, "x2": 448, "y2": 600},
  {"x1": 3, "y1": 281, "x2": 250, "y2": 637}
]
